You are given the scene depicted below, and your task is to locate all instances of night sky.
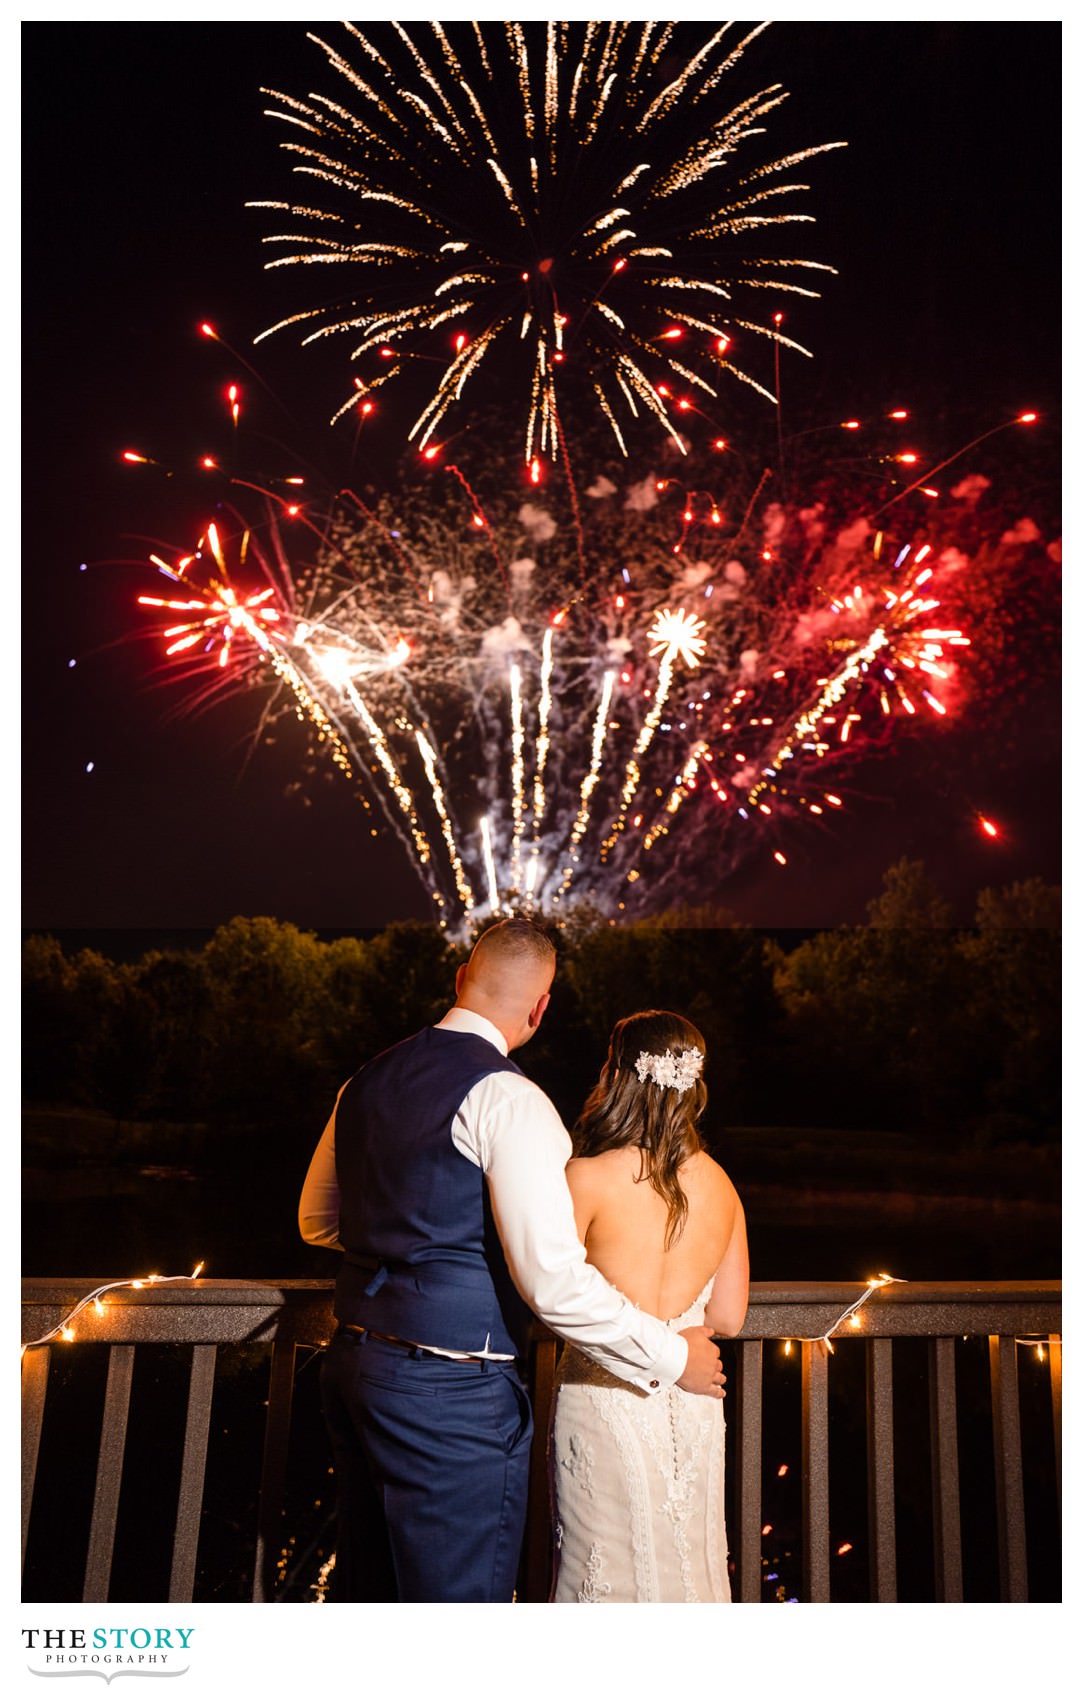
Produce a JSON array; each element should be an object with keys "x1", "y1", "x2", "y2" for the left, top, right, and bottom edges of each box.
[{"x1": 22, "y1": 19, "x2": 1061, "y2": 934}]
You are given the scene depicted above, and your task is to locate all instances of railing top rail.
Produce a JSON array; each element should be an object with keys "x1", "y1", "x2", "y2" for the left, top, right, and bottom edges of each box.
[
  {"x1": 20, "y1": 1277, "x2": 1062, "y2": 1301},
  {"x1": 22, "y1": 1278, "x2": 1061, "y2": 1346}
]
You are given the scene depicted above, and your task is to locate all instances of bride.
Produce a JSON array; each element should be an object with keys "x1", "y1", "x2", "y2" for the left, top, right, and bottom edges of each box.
[{"x1": 552, "y1": 1010, "x2": 749, "y2": 1603}]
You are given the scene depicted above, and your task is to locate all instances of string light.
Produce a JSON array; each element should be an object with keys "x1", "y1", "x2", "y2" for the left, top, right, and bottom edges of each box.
[
  {"x1": 780, "y1": 1273, "x2": 906, "y2": 1358},
  {"x1": 21, "y1": 1265, "x2": 206, "y2": 1356}
]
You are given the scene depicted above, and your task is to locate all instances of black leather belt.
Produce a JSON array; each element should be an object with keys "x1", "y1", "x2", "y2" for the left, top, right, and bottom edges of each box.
[{"x1": 337, "y1": 1323, "x2": 489, "y2": 1364}]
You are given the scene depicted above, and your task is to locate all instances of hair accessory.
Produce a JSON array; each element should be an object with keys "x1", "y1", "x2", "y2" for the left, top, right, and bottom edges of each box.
[{"x1": 634, "y1": 1046, "x2": 704, "y2": 1095}]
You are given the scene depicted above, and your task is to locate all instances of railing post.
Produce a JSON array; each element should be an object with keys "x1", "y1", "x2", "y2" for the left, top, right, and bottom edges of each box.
[
  {"x1": 735, "y1": 1338, "x2": 763, "y2": 1602},
  {"x1": 801, "y1": 1340, "x2": 830, "y2": 1602},
  {"x1": 1048, "y1": 1335, "x2": 1061, "y2": 1523},
  {"x1": 525, "y1": 1335, "x2": 559, "y2": 1602},
  {"x1": 253, "y1": 1340, "x2": 298, "y2": 1603},
  {"x1": 169, "y1": 1344, "x2": 218, "y2": 1603},
  {"x1": 83, "y1": 1344, "x2": 136, "y2": 1603},
  {"x1": 866, "y1": 1337, "x2": 896, "y2": 1600},
  {"x1": 21, "y1": 1345, "x2": 51, "y2": 1572},
  {"x1": 928, "y1": 1337, "x2": 964, "y2": 1601},
  {"x1": 988, "y1": 1334, "x2": 1028, "y2": 1601}
]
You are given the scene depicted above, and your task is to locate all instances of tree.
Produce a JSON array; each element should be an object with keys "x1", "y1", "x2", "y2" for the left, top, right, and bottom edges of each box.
[
  {"x1": 200, "y1": 917, "x2": 331, "y2": 1132},
  {"x1": 866, "y1": 857, "x2": 954, "y2": 928},
  {"x1": 958, "y1": 878, "x2": 1061, "y2": 1142},
  {"x1": 22, "y1": 935, "x2": 79, "y2": 1103}
]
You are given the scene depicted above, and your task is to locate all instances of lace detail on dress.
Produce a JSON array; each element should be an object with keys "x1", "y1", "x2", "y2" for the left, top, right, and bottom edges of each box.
[
  {"x1": 577, "y1": 1542, "x2": 611, "y2": 1603},
  {"x1": 559, "y1": 1431, "x2": 595, "y2": 1498},
  {"x1": 552, "y1": 1274, "x2": 731, "y2": 1603},
  {"x1": 584, "y1": 1385, "x2": 659, "y2": 1600}
]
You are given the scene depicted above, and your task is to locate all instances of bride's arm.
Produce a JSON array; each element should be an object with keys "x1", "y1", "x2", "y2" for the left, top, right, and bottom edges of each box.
[
  {"x1": 703, "y1": 1196, "x2": 750, "y2": 1336},
  {"x1": 564, "y1": 1157, "x2": 597, "y2": 1247}
]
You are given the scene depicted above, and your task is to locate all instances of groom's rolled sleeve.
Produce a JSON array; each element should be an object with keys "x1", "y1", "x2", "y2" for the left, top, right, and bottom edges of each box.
[
  {"x1": 298, "y1": 1089, "x2": 345, "y2": 1250},
  {"x1": 470, "y1": 1075, "x2": 687, "y2": 1394}
]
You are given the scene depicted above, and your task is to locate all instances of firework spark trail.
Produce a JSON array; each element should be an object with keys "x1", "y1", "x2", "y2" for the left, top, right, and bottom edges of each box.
[
  {"x1": 741, "y1": 561, "x2": 971, "y2": 811},
  {"x1": 559, "y1": 668, "x2": 617, "y2": 893},
  {"x1": 254, "y1": 21, "x2": 844, "y2": 461},
  {"x1": 508, "y1": 662, "x2": 526, "y2": 892},
  {"x1": 265, "y1": 645, "x2": 359, "y2": 788},
  {"x1": 329, "y1": 673, "x2": 440, "y2": 898},
  {"x1": 532, "y1": 627, "x2": 555, "y2": 832},
  {"x1": 601, "y1": 607, "x2": 707, "y2": 859},
  {"x1": 621, "y1": 742, "x2": 711, "y2": 891},
  {"x1": 479, "y1": 814, "x2": 501, "y2": 914},
  {"x1": 415, "y1": 730, "x2": 475, "y2": 912},
  {"x1": 639, "y1": 740, "x2": 710, "y2": 856}
]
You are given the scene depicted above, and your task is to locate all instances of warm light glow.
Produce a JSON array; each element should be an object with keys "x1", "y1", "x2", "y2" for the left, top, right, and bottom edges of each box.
[
  {"x1": 979, "y1": 815, "x2": 999, "y2": 839},
  {"x1": 1018, "y1": 411, "x2": 1037, "y2": 423},
  {"x1": 841, "y1": 419, "x2": 860, "y2": 430},
  {"x1": 897, "y1": 452, "x2": 919, "y2": 464},
  {"x1": 837, "y1": 1543, "x2": 853, "y2": 1556}
]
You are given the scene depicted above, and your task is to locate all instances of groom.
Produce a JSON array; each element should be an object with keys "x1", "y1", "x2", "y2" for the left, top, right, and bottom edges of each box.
[{"x1": 299, "y1": 917, "x2": 725, "y2": 1602}]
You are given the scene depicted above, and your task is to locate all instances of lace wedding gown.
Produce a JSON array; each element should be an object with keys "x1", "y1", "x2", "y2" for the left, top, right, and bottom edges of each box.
[{"x1": 552, "y1": 1278, "x2": 731, "y2": 1602}]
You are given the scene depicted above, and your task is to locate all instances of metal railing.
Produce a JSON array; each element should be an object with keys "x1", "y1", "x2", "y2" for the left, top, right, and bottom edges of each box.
[{"x1": 22, "y1": 1279, "x2": 1061, "y2": 1603}]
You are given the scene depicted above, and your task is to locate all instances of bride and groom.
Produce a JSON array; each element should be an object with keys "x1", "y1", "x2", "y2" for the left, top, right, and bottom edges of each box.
[{"x1": 299, "y1": 917, "x2": 749, "y2": 1603}]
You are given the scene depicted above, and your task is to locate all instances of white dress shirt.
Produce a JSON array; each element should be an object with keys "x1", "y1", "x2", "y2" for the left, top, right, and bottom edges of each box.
[{"x1": 298, "y1": 1006, "x2": 688, "y2": 1395}]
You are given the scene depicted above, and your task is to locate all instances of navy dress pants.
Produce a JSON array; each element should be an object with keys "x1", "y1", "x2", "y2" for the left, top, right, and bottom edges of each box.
[{"x1": 320, "y1": 1328, "x2": 534, "y2": 1602}]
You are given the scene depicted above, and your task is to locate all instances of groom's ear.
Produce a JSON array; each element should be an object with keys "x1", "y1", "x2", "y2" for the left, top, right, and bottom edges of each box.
[
  {"x1": 454, "y1": 963, "x2": 467, "y2": 997},
  {"x1": 528, "y1": 991, "x2": 550, "y2": 1030}
]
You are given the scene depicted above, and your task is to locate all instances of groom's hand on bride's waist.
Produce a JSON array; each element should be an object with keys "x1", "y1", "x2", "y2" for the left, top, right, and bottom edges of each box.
[{"x1": 675, "y1": 1325, "x2": 727, "y2": 1397}]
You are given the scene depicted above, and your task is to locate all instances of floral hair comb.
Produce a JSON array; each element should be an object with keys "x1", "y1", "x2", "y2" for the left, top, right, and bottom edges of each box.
[{"x1": 633, "y1": 1046, "x2": 704, "y2": 1095}]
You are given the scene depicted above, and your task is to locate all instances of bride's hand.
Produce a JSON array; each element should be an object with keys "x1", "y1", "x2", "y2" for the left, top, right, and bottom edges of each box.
[{"x1": 675, "y1": 1325, "x2": 726, "y2": 1398}]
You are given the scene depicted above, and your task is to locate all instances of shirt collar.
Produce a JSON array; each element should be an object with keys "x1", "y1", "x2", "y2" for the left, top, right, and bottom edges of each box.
[{"x1": 436, "y1": 1005, "x2": 510, "y2": 1056}]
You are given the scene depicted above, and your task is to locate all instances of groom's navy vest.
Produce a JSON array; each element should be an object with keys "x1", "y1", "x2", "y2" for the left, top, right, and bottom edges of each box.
[{"x1": 332, "y1": 1025, "x2": 530, "y2": 1355}]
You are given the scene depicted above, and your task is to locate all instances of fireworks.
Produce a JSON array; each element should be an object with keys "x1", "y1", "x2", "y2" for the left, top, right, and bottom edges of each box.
[
  {"x1": 137, "y1": 524, "x2": 283, "y2": 672},
  {"x1": 112, "y1": 20, "x2": 1055, "y2": 932},
  {"x1": 127, "y1": 401, "x2": 1011, "y2": 933},
  {"x1": 251, "y1": 21, "x2": 843, "y2": 462}
]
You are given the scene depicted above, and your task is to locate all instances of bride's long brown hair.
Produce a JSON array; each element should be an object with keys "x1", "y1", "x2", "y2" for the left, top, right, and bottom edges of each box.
[{"x1": 571, "y1": 1010, "x2": 707, "y2": 1249}]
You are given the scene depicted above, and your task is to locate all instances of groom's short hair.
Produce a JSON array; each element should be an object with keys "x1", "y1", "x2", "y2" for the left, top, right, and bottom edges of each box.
[{"x1": 470, "y1": 918, "x2": 556, "y2": 978}]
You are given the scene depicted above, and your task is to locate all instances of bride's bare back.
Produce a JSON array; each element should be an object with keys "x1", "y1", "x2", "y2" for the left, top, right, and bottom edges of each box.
[{"x1": 566, "y1": 1145, "x2": 749, "y2": 1335}]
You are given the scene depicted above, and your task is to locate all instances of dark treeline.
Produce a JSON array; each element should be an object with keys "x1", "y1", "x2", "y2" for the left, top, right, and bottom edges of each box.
[{"x1": 23, "y1": 859, "x2": 1059, "y2": 1152}]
